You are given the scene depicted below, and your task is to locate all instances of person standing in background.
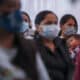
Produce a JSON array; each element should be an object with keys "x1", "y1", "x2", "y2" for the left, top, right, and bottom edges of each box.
[
  {"x1": 21, "y1": 11, "x2": 34, "y2": 39},
  {"x1": 58, "y1": 14, "x2": 78, "y2": 52},
  {"x1": 59, "y1": 14, "x2": 78, "y2": 39}
]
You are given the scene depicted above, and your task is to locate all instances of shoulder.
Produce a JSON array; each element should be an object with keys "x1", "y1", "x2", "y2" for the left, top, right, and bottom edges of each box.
[
  {"x1": 12, "y1": 36, "x2": 38, "y2": 80},
  {"x1": 13, "y1": 37, "x2": 37, "y2": 64},
  {"x1": 12, "y1": 38, "x2": 37, "y2": 73},
  {"x1": 54, "y1": 37, "x2": 63, "y2": 43},
  {"x1": 54, "y1": 37, "x2": 65, "y2": 47},
  {"x1": 18, "y1": 37, "x2": 37, "y2": 54}
]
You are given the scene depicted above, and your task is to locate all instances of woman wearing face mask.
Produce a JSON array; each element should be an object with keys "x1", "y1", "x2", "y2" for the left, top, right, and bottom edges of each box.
[
  {"x1": 21, "y1": 11, "x2": 34, "y2": 39},
  {"x1": 58, "y1": 14, "x2": 78, "y2": 51},
  {"x1": 34, "y1": 11, "x2": 74, "y2": 80},
  {"x1": 59, "y1": 14, "x2": 78, "y2": 39}
]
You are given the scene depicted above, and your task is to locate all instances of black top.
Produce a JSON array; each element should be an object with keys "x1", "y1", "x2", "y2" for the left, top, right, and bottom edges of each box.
[
  {"x1": 34, "y1": 36, "x2": 74, "y2": 80},
  {"x1": 42, "y1": 46, "x2": 67, "y2": 80},
  {"x1": 12, "y1": 36, "x2": 38, "y2": 80}
]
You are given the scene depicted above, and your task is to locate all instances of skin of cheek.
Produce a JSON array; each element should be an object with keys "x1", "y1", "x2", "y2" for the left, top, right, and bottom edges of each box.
[{"x1": 69, "y1": 40, "x2": 80, "y2": 51}]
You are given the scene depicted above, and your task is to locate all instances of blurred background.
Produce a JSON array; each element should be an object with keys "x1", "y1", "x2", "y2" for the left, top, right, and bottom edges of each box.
[{"x1": 21, "y1": 0, "x2": 80, "y2": 33}]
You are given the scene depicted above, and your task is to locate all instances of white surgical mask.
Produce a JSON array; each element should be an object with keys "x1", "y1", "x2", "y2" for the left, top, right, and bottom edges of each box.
[
  {"x1": 64, "y1": 26, "x2": 76, "y2": 36},
  {"x1": 20, "y1": 22, "x2": 29, "y2": 32},
  {"x1": 39, "y1": 24, "x2": 59, "y2": 40}
]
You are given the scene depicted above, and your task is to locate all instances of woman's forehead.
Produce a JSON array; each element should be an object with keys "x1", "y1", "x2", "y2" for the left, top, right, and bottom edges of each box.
[
  {"x1": 65, "y1": 18, "x2": 75, "y2": 25},
  {"x1": 40, "y1": 14, "x2": 58, "y2": 24}
]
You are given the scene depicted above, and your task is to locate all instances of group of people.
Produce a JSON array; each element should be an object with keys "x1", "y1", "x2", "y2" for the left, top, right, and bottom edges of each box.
[{"x1": 0, "y1": 0, "x2": 80, "y2": 80}]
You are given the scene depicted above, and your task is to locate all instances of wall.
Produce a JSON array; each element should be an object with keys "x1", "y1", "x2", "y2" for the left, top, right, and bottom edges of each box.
[{"x1": 21, "y1": 0, "x2": 80, "y2": 33}]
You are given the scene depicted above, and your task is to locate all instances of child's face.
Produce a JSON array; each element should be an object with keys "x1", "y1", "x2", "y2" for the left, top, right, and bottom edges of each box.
[{"x1": 67, "y1": 37, "x2": 80, "y2": 51}]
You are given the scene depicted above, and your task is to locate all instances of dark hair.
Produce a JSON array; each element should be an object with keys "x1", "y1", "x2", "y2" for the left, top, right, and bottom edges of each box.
[
  {"x1": 35, "y1": 10, "x2": 58, "y2": 25},
  {"x1": 0, "y1": 0, "x2": 12, "y2": 6},
  {"x1": 59, "y1": 14, "x2": 78, "y2": 36},
  {"x1": 22, "y1": 11, "x2": 31, "y2": 23},
  {"x1": 0, "y1": 0, "x2": 4, "y2": 5},
  {"x1": 67, "y1": 34, "x2": 80, "y2": 41}
]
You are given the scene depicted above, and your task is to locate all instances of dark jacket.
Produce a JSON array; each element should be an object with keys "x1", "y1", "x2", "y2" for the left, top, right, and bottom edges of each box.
[
  {"x1": 34, "y1": 36, "x2": 74, "y2": 80},
  {"x1": 12, "y1": 35, "x2": 38, "y2": 80},
  {"x1": 54, "y1": 37, "x2": 74, "y2": 80}
]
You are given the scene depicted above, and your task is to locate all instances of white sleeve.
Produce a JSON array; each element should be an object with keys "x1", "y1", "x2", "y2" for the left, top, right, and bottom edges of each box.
[{"x1": 36, "y1": 53, "x2": 51, "y2": 80}]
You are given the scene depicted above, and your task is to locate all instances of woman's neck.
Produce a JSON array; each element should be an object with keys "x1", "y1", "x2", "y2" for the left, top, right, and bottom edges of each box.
[
  {"x1": 43, "y1": 39, "x2": 56, "y2": 53},
  {"x1": 61, "y1": 33, "x2": 67, "y2": 39}
]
